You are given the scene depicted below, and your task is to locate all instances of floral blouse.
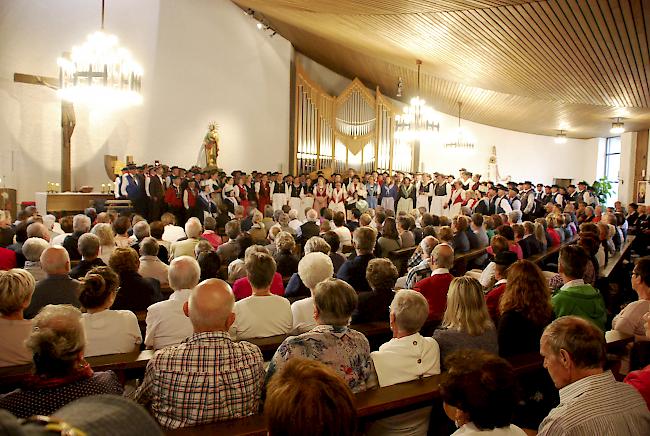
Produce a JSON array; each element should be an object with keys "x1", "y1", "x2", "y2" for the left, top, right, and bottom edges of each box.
[{"x1": 266, "y1": 324, "x2": 371, "y2": 393}]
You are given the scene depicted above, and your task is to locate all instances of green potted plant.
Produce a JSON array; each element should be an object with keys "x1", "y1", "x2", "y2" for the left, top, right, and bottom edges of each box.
[{"x1": 590, "y1": 176, "x2": 614, "y2": 205}]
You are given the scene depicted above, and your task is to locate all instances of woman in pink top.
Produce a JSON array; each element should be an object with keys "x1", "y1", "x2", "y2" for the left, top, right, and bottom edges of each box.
[
  {"x1": 233, "y1": 272, "x2": 285, "y2": 301},
  {"x1": 201, "y1": 216, "x2": 223, "y2": 250}
]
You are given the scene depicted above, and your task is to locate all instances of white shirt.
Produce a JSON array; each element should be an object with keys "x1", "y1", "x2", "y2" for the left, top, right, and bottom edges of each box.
[
  {"x1": 81, "y1": 310, "x2": 142, "y2": 357},
  {"x1": 291, "y1": 296, "x2": 316, "y2": 334},
  {"x1": 144, "y1": 289, "x2": 193, "y2": 350},
  {"x1": 139, "y1": 255, "x2": 170, "y2": 287},
  {"x1": 162, "y1": 224, "x2": 186, "y2": 243},
  {"x1": 480, "y1": 262, "x2": 496, "y2": 288},
  {"x1": 452, "y1": 423, "x2": 526, "y2": 436},
  {"x1": 50, "y1": 232, "x2": 70, "y2": 246},
  {"x1": 230, "y1": 294, "x2": 292, "y2": 340},
  {"x1": 332, "y1": 225, "x2": 352, "y2": 250}
]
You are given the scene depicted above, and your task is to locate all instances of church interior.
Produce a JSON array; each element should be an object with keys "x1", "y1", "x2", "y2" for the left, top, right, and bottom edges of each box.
[{"x1": 1, "y1": 0, "x2": 650, "y2": 435}]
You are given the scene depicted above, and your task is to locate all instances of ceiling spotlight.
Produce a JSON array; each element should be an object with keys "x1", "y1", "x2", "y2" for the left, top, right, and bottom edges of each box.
[
  {"x1": 270, "y1": 31, "x2": 277, "y2": 37},
  {"x1": 554, "y1": 130, "x2": 567, "y2": 144},
  {"x1": 610, "y1": 117, "x2": 625, "y2": 134},
  {"x1": 245, "y1": 8, "x2": 254, "y2": 16},
  {"x1": 256, "y1": 22, "x2": 263, "y2": 30}
]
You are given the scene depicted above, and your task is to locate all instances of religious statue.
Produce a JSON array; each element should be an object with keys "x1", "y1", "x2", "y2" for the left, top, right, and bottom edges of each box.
[
  {"x1": 201, "y1": 122, "x2": 220, "y2": 169},
  {"x1": 486, "y1": 145, "x2": 511, "y2": 184}
]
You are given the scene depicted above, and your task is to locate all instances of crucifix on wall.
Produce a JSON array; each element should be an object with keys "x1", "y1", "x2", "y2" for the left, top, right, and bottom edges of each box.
[{"x1": 13, "y1": 72, "x2": 75, "y2": 192}]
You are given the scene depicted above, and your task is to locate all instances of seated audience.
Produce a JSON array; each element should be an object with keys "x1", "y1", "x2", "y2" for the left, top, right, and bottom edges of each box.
[
  {"x1": 129, "y1": 221, "x2": 150, "y2": 254},
  {"x1": 452, "y1": 216, "x2": 470, "y2": 254},
  {"x1": 538, "y1": 316, "x2": 650, "y2": 435},
  {"x1": 468, "y1": 213, "x2": 489, "y2": 264},
  {"x1": 91, "y1": 222, "x2": 117, "y2": 265},
  {"x1": 201, "y1": 216, "x2": 223, "y2": 249},
  {"x1": 216, "y1": 220, "x2": 241, "y2": 265},
  {"x1": 21, "y1": 237, "x2": 49, "y2": 282},
  {"x1": 613, "y1": 257, "x2": 650, "y2": 335},
  {"x1": 169, "y1": 217, "x2": 202, "y2": 260},
  {"x1": 413, "y1": 243, "x2": 455, "y2": 320},
  {"x1": 0, "y1": 244, "x2": 17, "y2": 271},
  {"x1": 552, "y1": 245, "x2": 607, "y2": 331},
  {"x1": 624, "y1": 311, "x2": 650, "y2": 408},
  {"x1": 62, "y1": 214, "x2": 91, "y2": 260},
  {"x1": 484, "y1": 251, "x2": 518, "y2": 322},
  {"x1": 498, "y1": 260, "x2": 554, "y2": 357},
  {"x1": 0, "y1": 305, "x2": 123, "y2": 417},
  {"x1": 291, "y1": 252, "x2": 334, "y2": 334},
  {"x1": 265, "y1": 358, "x2": 356, "y2": 436},
  {"x1": 351, "y1": 258, "x2": 398, "y2": 324},
  {"x1": 337, "y1": 227, "x2": 377, "y2": 293},
  {"x1": 323, "y1": 230, "x2": 345, "y2": 273},
  {"x1": 367, "y1": 289, "x2": 441, "y2": 436},
  {"x1": 299, "y1": 209, "x2": 321, "y2": 245},
  {"x1": 377, "y1": 217, "x2": 401, "y2": 257},
  {"x1": 69, "y1": 233, "x2": 106, "y2": 279},
  {"x1": 194, "y1": 239, "x2": 214, "y2": 257},
  {"x1": 145, "y1": 256, "x2": 200, "y2": 350},
  {"x1": 149, "y1": 220, "x2": 170, "y2": 261},
  {"x1": 273, "y1": 231, "x2": 299, "y2": 277},
  {"x1": 440, "y1": 349, "x2": 526, "y2": 435},
  {"x1": 285, "y1": 236, "x2": 331, "y2": 299},
  {"x1": 518, "y1": 221, "x2": 542, "y2": 258},
  {"x1": 268, "y1": 278, "x2": 371, "y2": 393},
  {"x1": 404, "y1": 236, "x2": 439, "y2": 289},
  {"x1": 479, "y1": 235, "x2": 510, "y2": 288},
  {"x1": 133, "y1": 279, "x2": 265, "y2": 429},
  {"x1": 161, "y1": 212, "x2": 186, "y2": 243},
  {"x1": 7, "y1": 221, "x2": 27, "y2": 267},
  {"x1": 138, "y1": 237, "x2": 170, "y2": 287},
  {"x1": 79, "y1": 267, "x2": 142, "y2": 356},
  {"x1": 112, "y1": 216, "x2": 132, "y2": 248},
  {"x1": 230, "y1": 252, "x2": 292, "y2": 340},
  {"x1": 109, "y1": 247, "x2": 161, "y2": 312},
  {"x1": 332, "y1": 211, "x2": 352, "y2": 250},
  {"x1": 248, "y1": 210, "x2": 267, "y2": 244},
  {"x1": 25, "y1": 246, "x2": 81, "y2": 318},
  {"x1": 433, "y1": 277, "x2": 498, "y2": 367},
  {"x1": 0, "y1": 269, "x2": 35, "y2": 367},
  {"x1": 398, "y1": 215, "x2": 415, "y2": 248},
  {"x1": 197, "y1": 251, "x2": 222, "y2": 282},
  {"x1": 232, "y1": 246, "x2": 284, "y2": 300}
]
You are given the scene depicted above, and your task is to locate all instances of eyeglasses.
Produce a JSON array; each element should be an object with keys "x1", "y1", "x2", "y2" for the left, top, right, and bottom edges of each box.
[{"x1": 632, "y1": 272, "x2": 640, "y2": 277}]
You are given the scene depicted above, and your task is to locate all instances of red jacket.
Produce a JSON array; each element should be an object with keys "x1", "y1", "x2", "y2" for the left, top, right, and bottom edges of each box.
[
  {"x1": 164, "y1": 186, "x2": 183, "y2": 208},
  {"x1": 232, "y1": 273, "x2": 285, "y2": 301},
  {"x1": 485, "y1": 282, "x2": 507, "y2": 322},
  {"x1": 0, "y1": 247, "x2": 16, "y2": 271},
  {"x1": 413, "y1": 272, "x2": 454, "y2": 320}
]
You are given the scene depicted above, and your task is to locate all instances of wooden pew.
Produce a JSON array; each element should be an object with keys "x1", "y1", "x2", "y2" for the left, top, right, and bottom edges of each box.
[
  {"x1": 166, "y1": 375, "x2": 444, "y2": 436},
  {"x1": 388, "y1": 246, "x2": 417, "y2": 276},
  {"x1": 451, "y1": 247, "x2": 487, "y2": 275},
  {"x1": 527, "y1": 235, "x2": 579, "y2": 266},
  {"x1": 601, "y1": 235, "x2": 635, "y2": 279}
]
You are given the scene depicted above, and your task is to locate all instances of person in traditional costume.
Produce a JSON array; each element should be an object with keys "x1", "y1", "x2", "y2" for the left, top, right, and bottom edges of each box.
[
  {"x1": 300, "y1": 177, "x2": 315, "y2": 219},
  {"x1": 346, "y1": 175, "x2": 366, "y2": 219},
  {"x1": 313, "y1": 176, "x2": 329, "y2": 214},
  {"x1": 234, "y1": 176, "x2": 250, "y2": 211},
  {"x1": 255, "y1": 174, "x2": 271, "y2": 213},
  {"x1": 449, "y1": 180, "x2": 466, "y2": 217},
  {"x1": 164, "y1": 176, "x2": 185, "y2": 226},
  {"x1": 366, "y1": 175, "x2": 379, "y2": 210},
  {"x1": 271, "y1": 173, "x2": 287, "y2": 212},
  {"x1": 380, "y1": 176, "x2": 397, "y2": 212},
  {"x1": 183, "y1": 179, "x2": 202, "y2": 222},
  {"x1": 397, "y1": 177, "x2": 416, "y2": 215},
  {"x1": 430, "y1": 173, "x2": 451, "y2": 217},
  {"x1": 328, "y1": 181, "x2": 347, "y2": 215},
  {"x1": 416, "y1": 173, "x2": 432, "y2": 211},
  {"x1": 288, "y1": 177, "x2": 305, "y2": 219}
]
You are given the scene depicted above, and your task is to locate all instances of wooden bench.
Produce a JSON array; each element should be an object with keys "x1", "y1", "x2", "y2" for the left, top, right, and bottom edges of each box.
[
  {"x1": 527, "y1": 235, "x2": 578, "y2": 266},
  {"x1": 166, "y1": 375, "x2": 444, "y2": 436},
  {"x1": 601, "y1": 235, "x2": 635, "y2": 279},
  {"x1": 452, "y1": 247, "x2": 488, "y2": 275},
  {"x1": 388, "y1": 246, "x2": 417, "y2": 276}
]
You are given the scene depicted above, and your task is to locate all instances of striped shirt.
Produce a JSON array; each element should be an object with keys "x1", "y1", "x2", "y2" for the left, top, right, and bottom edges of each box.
[
  {"x1": 538, "y1": 371, "x2": 650, "y2": 436},
  {"x1": 131, "y1": 331, "x2": 265, "y2": 429}
]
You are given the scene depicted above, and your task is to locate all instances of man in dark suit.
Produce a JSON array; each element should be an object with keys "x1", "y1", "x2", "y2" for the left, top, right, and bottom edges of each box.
[
  {"x1": 147, "y1": 166, "x2": 166, "y2": 221},
  {"x1": 518, "y1": 221, "x2": 542, "y2": 258},
  {"x1": 25, "y1": 246, "x2": 81, "y2": 318},
  {"x1": 336, "y1": 227, "x2": 376, "y2": 293},
  {"x1": 299, "y1": 209, "x2": 321, "y2": 247}
]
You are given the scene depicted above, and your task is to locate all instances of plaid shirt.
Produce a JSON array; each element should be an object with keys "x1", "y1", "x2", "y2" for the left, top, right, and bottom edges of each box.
[
  {"x1": 132, "y1": 331, "x2": 265, "y2": 429},
  {"x1": 407, "y1": 250, "x2": 423, "y2": 269},
  {"x1": 405, "y1": 259, "x2": 431, "y2": 289}
]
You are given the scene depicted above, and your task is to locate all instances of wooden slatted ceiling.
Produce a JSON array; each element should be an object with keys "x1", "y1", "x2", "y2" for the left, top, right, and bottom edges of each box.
[{"x1": 232, "y1": 0, "x2": 650, "y2": 138}]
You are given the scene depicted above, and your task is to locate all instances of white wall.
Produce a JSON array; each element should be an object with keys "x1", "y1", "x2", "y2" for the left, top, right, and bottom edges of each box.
[
  {"x1": 0, "y1": 0, "x2": 291, "y2": 201},
  {"x1": 297, "y1": 53, "x2": 599, "y2": 187},
  {"x1": 619, "y1": 131, "x2": 637, "y2": 204}
]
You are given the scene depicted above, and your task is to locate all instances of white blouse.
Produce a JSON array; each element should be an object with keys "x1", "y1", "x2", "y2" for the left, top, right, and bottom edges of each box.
[{"x1": 81, "y1": 310, "x2": 142, "y2": 357}]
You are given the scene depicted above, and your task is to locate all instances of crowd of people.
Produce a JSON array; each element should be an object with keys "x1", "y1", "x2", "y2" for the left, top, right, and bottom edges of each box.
[{"x1": 0, "y1": 163, "x2": 649, "y2": 434}]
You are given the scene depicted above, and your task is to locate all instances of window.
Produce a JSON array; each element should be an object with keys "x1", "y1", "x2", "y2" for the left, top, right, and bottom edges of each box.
[{"x1": 604, "y1": 136, "x2": 621, "y2": 206}]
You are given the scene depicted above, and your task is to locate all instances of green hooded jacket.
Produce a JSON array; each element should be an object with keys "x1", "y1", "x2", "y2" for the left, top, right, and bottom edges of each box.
[{"x1": 551, "y1": 284, "x2": 607, "y2": 331}]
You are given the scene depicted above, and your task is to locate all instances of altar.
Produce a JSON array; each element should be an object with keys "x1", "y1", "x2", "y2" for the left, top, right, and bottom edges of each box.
[{"x1": 35, "y1": 192, "x2": 116, "y2": 214}]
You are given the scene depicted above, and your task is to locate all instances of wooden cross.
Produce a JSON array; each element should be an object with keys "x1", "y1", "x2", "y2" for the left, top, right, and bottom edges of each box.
[{"x1": 13, "y1": 72, "x2": 75, "y2": 192}]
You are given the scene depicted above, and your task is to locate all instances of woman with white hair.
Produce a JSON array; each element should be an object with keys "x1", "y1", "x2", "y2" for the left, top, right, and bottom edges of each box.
[
  {"x1": 91, "y1": 223, "x2": 117, "y2": 264},
  {"x1": 79, "y1": 267, "x2": 142, "y2": 357},
  {"x1": 0, "y1": 305, "x2": 123, "y2": 417},
  {"x1": 22, "y1": 237, "x2": 49, "y2": 282},
  {"x1": 291, "y1": 252, "x2": 335, "y2": 334},
  {"x1": 248, "y1": 210, "x2": 267, "y2": 244},
  {"x1": 0, "y1": 269, "x2": 35, "y2": 366},
  {"x1": 285, "y1": 236, "x2": 331, "y2": 299}
]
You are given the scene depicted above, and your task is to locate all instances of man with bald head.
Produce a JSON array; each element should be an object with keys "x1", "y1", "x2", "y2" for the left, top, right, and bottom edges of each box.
[
  {"x1": 26, "y1": 222, "x2": 50, "y2": 242},
  {"x1": 133, "y1": 278, "x2": 265, "y2": 429},
  {"x1": 24, "y1": 246, "x2": 81, "y2": 318}
]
